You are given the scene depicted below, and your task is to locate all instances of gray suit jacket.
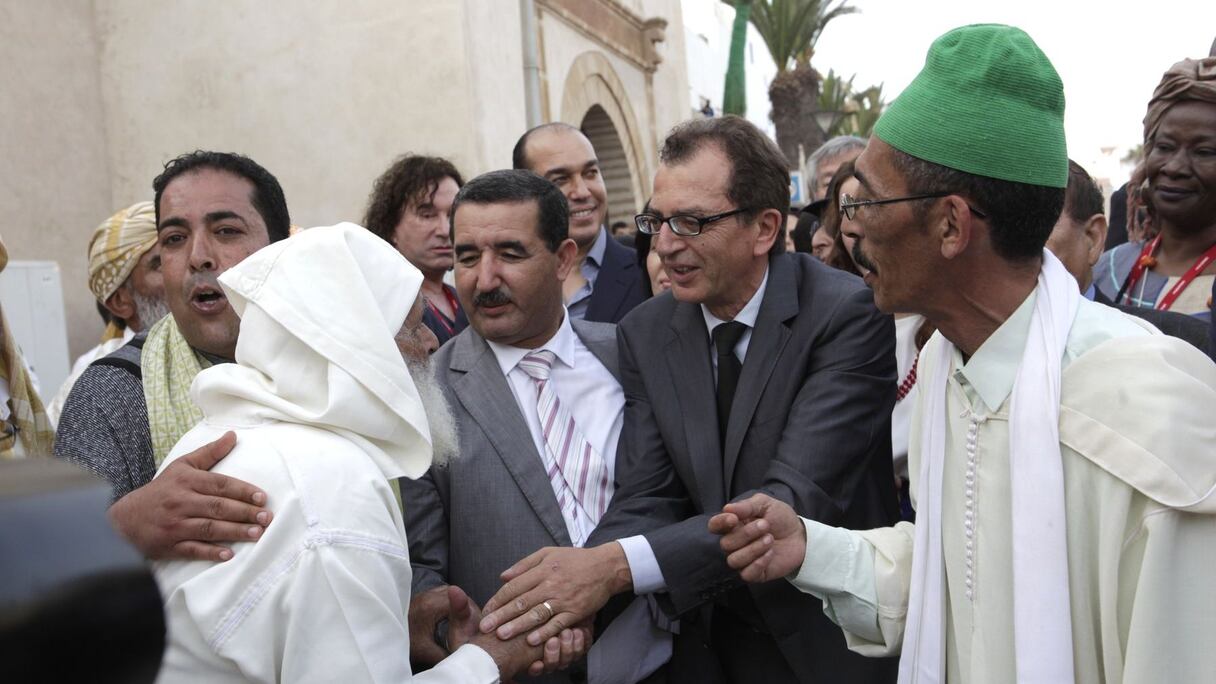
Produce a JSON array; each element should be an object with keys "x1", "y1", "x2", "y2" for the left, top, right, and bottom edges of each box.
[
  {"x1": 401, "y1": 318, "x2": 621, "y2": 683},
  {"x1": 587, "y1": 252, "x2": 900, "y2": 682}
]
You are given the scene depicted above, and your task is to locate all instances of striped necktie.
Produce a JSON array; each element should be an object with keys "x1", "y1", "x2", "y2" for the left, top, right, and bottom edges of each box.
[{"x1": 518, "y1": 350, "x2": 612, "y2": 545}]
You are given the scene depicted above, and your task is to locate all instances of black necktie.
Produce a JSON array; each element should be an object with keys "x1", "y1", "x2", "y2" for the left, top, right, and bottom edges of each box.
[{"x1": 713, "y1": 321, "x2": 748, "y2": 444}]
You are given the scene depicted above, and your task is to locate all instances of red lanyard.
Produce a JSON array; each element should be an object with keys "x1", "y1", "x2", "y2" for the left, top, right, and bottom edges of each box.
[
  {"x1": 896, "y1": 357, "x2": 918, "y2": 402},
  {"x1": 1117, "y1": 235, "x2": 1216, "y2": 311},
  {"x1": 425, "y1": 287, "x2": 461, "y2": 336}
]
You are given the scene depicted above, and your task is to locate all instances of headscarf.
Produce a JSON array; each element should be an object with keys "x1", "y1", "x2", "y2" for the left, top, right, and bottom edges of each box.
[
  {"x1": 1142, "y1": 57, "x2": 1216, "y2": 143},
  {"x1": 195, "y1": 223, "x2": 433, "y2": 480},
  {"x1": 0, "y1": 235, "x2": 56, "y2": 458},
  {"x1": 87, "y1": 201, "x2": 159, "y2": 341}
]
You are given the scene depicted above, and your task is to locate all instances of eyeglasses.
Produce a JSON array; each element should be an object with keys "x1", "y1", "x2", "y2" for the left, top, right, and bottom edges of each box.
[
  {"x1": 839, "y1": 192, "x2": 989, "y2": 221},
  {"x1": 634, "y1": 207, "x2": 754, "y2": 237}
]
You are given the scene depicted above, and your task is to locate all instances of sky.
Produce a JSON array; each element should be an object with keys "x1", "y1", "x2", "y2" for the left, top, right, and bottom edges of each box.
[{"x1": 809, "y1": 0, "x2": 1216, "y2": 187}]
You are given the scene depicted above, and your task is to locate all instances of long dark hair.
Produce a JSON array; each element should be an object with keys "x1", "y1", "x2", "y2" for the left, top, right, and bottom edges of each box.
[{"x1": 820, "y1": 161, "x2": 861, "y2": 276}]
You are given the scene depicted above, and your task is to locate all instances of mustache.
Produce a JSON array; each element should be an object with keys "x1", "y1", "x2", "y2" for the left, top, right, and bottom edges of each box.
[
  {"x1": 852, "y1": 240, "x2": 878, "y2": 274},
  {"x1": 473, "y1": 288, "x2": 512, "y2": 308},
  {"x1": 184, "y1": 272, "x2": 223, "y2": 295}
]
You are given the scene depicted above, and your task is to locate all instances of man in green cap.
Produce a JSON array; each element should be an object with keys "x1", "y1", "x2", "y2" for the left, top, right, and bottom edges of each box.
[{"x1": 710, "y1": 24, "x2": 1216, "y2": 683}]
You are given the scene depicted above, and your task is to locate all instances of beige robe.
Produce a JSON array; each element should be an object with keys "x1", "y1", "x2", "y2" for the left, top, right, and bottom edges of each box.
[{"x1": 793, "y1": 297, "x2": 1216, "y2": 683}]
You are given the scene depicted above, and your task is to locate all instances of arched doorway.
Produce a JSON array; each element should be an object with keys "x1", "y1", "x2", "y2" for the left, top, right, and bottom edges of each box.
[{"x1": 580, "y1": 105, "x2": 637, "y2": 230}]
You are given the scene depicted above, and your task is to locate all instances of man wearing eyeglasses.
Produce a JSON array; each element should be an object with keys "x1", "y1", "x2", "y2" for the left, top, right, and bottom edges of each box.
[
  {"x1": 710, "y1": 25, "x2": 1216, "y2": 684},
  {"x1": 476, "y1": 116, "x2": 901, "y2": 683}
]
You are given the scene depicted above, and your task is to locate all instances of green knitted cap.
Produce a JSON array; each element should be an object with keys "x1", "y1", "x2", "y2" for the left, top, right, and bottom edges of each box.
[{"x1": 873, "y1": 24, "x2": 1067, "y2": 188}]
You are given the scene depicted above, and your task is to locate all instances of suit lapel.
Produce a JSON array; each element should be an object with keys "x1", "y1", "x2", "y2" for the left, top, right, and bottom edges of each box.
[
  {"x1": 664, "y1": 301, "x2": 726, "y2": 511},
  {"x1": 586, "y1": 238, "x2": 636, "y2": 322},
  {"x1": 448, "y1": 332, "x2": 573, "y2": 547},
  {"x1": 723, "y1": 256, "x2": 799, "y2": 493},
  {"x1": 572, "y1": 319, "x2": 621, "y2": 381}
]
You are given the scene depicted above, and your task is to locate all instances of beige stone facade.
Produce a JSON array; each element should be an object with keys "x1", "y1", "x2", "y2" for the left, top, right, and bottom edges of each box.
[{"x1": 0, "y1": 0, "x2": 689, "y2": 360}]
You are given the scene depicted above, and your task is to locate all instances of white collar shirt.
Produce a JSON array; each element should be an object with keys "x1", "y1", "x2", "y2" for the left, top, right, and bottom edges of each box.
[
  {"x1": 700, "y1": 267, "x2": 769, "y2": 379},
  {"x1": 486, "y1": 310, "x2": 624, "y2": 545}
]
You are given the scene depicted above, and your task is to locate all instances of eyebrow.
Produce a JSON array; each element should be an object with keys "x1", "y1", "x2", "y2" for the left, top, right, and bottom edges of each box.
[
  {"x1": 852, "y1": 168, "x2": 874, "y2": 194},
  {"x1": 543, "y1": 159, "x2": 599, "y2": 178},
  {"x1": 204, "y1": 210, "x2": 248, "y2": 226},
  {"x1": 494, "y1": 239, "x2": 528, "y2": 252},
  {"x1": 454, "y1": 240, "x2": 530, "y2": 255}
]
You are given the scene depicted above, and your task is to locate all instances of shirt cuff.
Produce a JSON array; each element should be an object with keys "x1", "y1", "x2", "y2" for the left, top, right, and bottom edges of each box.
[
  {"x1": 787, "y1": 517, "x2": 883, "y2": 644},
  {"x1": 788, "y1": 518, "x2": 866, "y2": 595},
  {"x1": 617, "y1": 535, "x2": 667, "y2": 594}
]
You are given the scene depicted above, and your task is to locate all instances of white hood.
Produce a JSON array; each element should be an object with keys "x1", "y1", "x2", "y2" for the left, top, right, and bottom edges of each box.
[{"x1": 189, "y1": 223, "x2": 434, "y2": 479}]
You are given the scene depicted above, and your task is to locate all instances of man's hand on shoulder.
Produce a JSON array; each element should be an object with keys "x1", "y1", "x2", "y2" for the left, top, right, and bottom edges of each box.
[
  {"x1": 709, "y1": 493, "x2": 807, "y2": 582},
  {"x1": 479, "y1": 543, "x2": 631, "y2": 647},
  {"x1": 107, "y1": 432, "x2": 272, "y2": 561}
]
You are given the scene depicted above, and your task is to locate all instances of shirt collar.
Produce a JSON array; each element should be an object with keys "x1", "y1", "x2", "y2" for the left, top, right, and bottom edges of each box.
[
  {"x1": 586, "y1": 227, "x2": 608, "y2": 269},
  {"x1": 486, "y1": 309, "x2": 576, "y2": 376},
  {"x1": 701, "y1": 267, "x2": 769, "y2": 333},
  {"x1": 955, "y1": 288, "x2": 1037, "y2": 413}
]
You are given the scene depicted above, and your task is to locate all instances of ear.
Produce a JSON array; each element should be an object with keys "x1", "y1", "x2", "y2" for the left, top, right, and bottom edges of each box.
[
  {"x1": 554, "y1": 238, "x2": 579, "y2": 281},
  {"x1": 104, "y1": 288, "x2": 135, "y2": 328},
  {"x1": 937, "y1": 196, "x2": 975, "y2": 260},
  {"x1": 752, "y1": 208, "x2": 783, "y2": 258},
  {"x1": 1082, "y1": 214, "x2": 1108, "y2": 267}
]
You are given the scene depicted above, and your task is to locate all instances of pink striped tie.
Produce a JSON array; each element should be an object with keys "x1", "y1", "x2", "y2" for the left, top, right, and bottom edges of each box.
[{"x1": 518, "y1": 350, "x2": 613, "y2": 544}]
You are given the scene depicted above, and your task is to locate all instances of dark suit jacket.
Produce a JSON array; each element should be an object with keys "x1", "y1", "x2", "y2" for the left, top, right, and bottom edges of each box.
[
  {"x1": 401, "y1": 319, "x2": 620, "y2": 683},
  {"x1": 587, "y1": 253, "x2": 900, "y2": 682},
  {"x1": 1093, "y1": 288, "x2": 1212, "y2": 356},
  {"x1": 585, "y1": 235, "x2": 646, "y2": 324}
]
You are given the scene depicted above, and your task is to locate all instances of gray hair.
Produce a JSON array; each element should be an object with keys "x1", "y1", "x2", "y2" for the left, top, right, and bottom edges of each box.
[{"x1": 807, "y1": 136, "x2": 866, "y2": 196}]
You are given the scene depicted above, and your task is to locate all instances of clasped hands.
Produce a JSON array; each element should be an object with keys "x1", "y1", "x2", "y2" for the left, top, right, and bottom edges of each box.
[
  {"x1": 409, "y1": 583, "x2": 593, "y2": 680},
  {"x1": 472, "y1": 497, "x2": 808, "y2": 655}
]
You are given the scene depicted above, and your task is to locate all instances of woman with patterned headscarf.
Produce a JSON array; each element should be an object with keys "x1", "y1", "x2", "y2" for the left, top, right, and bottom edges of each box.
[{"x1": 1094, "y1": 56, "x2": 1216, "y2": 319}]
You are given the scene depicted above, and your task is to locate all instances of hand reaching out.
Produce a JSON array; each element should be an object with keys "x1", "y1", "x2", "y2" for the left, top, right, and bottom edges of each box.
[{"x1": 708, "y1": 493, "x2": 807, "y2": 582}]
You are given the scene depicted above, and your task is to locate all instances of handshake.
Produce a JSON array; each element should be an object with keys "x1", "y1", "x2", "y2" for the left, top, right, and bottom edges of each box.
[
  {"x1": 408, "y1": 493, "x2": 807, "y2": 680},
  {"x1": 409, "y1": 584, "x2": 593, "y2": 681}
]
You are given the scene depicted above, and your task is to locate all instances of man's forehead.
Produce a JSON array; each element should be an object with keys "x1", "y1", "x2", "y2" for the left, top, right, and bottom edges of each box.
[
  {"x1": 528, "y1": 129, "x2": 596, "y2": 170},
  {"x1": 852, "y1": 140, "x2": 899, "y2": 194},
  {"x1": 160, "y1": 169, "x2": 257, "y2": 214},
  {"x1": 452, "y1": 201, "x2": 540, "y2": 243},
  {"x1": 651, "y1": 153, "x2": 731, "y2": 211}
]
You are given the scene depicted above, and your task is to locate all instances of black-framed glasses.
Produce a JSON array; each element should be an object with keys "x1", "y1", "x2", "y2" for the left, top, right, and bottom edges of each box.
[
  {"x1": 839, "y1": 192, "x2": 989, "y2": 221},
  {"x1": 634, "y1": 207, "x2": 755, "y2": 237}
]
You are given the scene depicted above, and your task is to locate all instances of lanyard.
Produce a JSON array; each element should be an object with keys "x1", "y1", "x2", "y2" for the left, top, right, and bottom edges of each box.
[
  {"x1": 896, "y1": 356, "x2": 918, "y2": 403},
  {"x1": 1116, "y1": 236, "x2": 1216, "y2": 311},
  {"x1": 425, "y1": 287, "x2": 461, "y2": 335}
]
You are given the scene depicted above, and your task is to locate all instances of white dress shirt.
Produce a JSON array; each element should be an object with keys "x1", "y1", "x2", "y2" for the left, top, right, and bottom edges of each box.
[
  {"x1": 486, "y1": 311, "x2": 623, "y2": 544},
  {"x1": 618, "y1": 270, "x2": 769, "y2": 593}
]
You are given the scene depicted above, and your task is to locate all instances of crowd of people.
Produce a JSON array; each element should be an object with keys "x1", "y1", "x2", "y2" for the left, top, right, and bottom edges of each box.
[{"x1": 1, "y1": 21, "x2": 1214, "y2": 684}]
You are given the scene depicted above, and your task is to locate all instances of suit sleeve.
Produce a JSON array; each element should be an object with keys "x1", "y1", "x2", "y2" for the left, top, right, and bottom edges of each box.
[
  {"x1": 400, "y1": 468, "x2": 451, "y2": 594},
  {"x1": 644, "y1": 286, "x2": 898, "y2": 615},
  {"x1": 585, "y1": 324, "x2": 697, "y2": 548}
]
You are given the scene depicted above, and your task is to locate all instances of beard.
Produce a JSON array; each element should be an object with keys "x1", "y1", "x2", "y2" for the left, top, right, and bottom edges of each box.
[
  {"x1": 406, "y1": 357, "x2": 460, "y2": 467},
  {"x1": 131, "y1": 289, "x2": 170, "y2": 331}
]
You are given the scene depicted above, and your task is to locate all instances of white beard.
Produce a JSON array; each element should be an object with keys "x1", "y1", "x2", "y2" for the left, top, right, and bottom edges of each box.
[
  {"x1": 407, "y1": 358, "x2": 460, "y2": 467},
  {"x1": 131, "y1": 290, "x2": 170, "y2": 331}
]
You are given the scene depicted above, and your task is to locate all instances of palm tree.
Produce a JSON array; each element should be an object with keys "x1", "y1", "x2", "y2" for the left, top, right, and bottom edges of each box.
[
  {"x1": 722, "y1": 1, "x2": 753, "y2": 116},
  {"x1": 818, "y1": 69, "x2": 885, "y2": 137},
  {"x1": 723, "y1": 0, "x2": 858, "y2": 168}
]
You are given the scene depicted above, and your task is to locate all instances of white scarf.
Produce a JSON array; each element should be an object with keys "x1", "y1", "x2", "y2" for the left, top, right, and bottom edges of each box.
[{"x1": 900, "y1": 250, "x2": 1079, "y2": 684}]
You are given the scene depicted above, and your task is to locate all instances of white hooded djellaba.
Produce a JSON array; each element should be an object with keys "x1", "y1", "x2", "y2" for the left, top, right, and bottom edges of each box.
[{"x1": 153, "y1": 224, "x2": 499, "y2": 682}]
